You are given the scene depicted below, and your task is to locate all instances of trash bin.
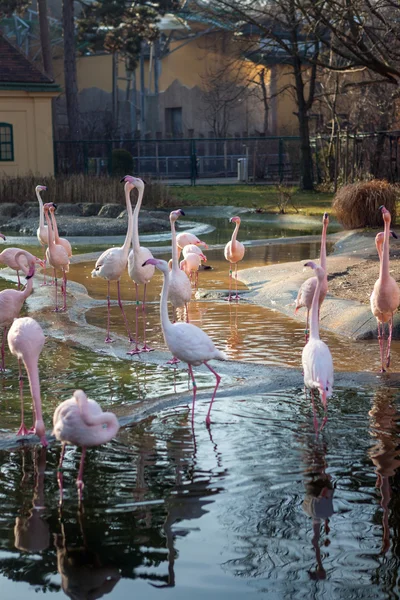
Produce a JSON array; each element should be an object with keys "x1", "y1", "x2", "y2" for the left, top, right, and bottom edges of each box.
[{"x1": 237, "y1": 158, "x2": 248, "y2": 182}]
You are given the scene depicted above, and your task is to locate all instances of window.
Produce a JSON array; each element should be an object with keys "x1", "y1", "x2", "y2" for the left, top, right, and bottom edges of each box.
[
  {"x1": 165, "y1": 108, "x2": 183, "y2": 136},
  {"x1": 0, "y1": 123, "x2": 14, "y2": 161}
]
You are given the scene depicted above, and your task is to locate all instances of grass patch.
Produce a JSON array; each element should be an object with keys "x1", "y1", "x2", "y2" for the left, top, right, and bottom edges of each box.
[{"x1": 169, "y1": 185, "x2": 334, "y2": 216}]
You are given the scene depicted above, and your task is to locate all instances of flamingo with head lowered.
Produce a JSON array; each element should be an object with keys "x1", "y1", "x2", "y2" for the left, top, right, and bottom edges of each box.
[
  {"x1": 295, "y1": 213, "x2": 329, "y2": 342},
  {"x1": 0, "y1": 247, "x2": 43, "y2": 289},
  {"x1": 122, "y1": 175, "x2": 155, "y2": 355},
  {"x1": 302, "y1": 261, "x2": 334, "y2": 432},
  {"x1": 91, "y1": 180, "x2": 134, "y2": 344},
  {"x1": 53, "y1": 389, "x2": 120, "y2": 503},
  {"x1": 224, "y1": 216, "x2": 245, "y2": 301},
  {"x1": 176, "y1": 231, "x2": 208, "y2": 260},
  {"x1": 0, "y1": 253, "x2": 36, "y2": 372},
  {"x1": 370, "y1": 206, "x2": 400, "y2": 372},
  {"x1": 7, "y1": 317, "x2": 47, "y2": 446},
  {"x1": 143, "y1": 258, "x2": 227, "y2": 425}
]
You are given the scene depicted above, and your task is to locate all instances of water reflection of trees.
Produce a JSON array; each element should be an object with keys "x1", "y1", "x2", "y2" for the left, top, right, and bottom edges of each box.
[{"x1": 0, "y1": 409, "x2": 223, "y2": 593}]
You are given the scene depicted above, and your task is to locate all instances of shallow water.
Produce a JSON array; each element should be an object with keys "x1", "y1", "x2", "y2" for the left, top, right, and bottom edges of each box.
[{"x1": 1, "y1": 386, "x2": 400, "y2": 599}]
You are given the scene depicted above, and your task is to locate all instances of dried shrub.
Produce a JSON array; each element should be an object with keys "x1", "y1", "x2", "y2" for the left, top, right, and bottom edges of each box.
[
  {"x1": 333, "y1": 180, "x2": 398, "y2": 229},
  {"x1": 0, "y1": 174, "x2": 170, "y2": 208}
]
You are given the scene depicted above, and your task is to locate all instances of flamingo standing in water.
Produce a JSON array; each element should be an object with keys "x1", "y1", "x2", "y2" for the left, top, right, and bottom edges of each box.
[
  {"x1": 143, "y1": 258, "x2": 227, "y2": 425},
  {"x1": 370, "y1": 206, "x2": 400, "y2": 372},
  {"x1": 176, "y1": 232, "x2": 208, "y2": 260},
  {"x1": 36, "y1": 185, "x2": 50, "y2": 285},
  {"x1": 7, "y1": 317, "x2": 47, "y2": 446},
  {"x1": 49, "y1": 205, "x2": 72, "y2": 258},
  {"x1": 180, "y1": 251, "x2": 207, "y2": 287},
  {"x1": 168, "y1": 210, "x2": 192, "y2": 324},
  {"x1": 123, "y1": 175, "x2": 155, "y2": 355},
  {"x1": 53, "y1": 389, "x2": 120, "y2": 502},
  {"x1": 295, "y1": 213, "x2": 329, "y2": 341},
  {"x1": 44, "y1": 203, "x2": 70, "y2": 312},
  {"x1": 0, "y1": 247, "x2": 43, "y2": 289},
  {"x1": 0, "y1": 253, "x2": 36, "y2": 371},
  {"x1": 224, "y1": 216, "x2": 245, "y2": 301},
  {"x1": 302, "y1": 261, "x2": 334, "y2": 432},
  {"x1": 91, "y1": 180, "x2": 134, "y2": 344}
]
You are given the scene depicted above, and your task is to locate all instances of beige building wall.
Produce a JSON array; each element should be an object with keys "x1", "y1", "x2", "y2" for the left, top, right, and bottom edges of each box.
[{"x1": 0, "y1": 91, "x2": 55, "y2": 176}]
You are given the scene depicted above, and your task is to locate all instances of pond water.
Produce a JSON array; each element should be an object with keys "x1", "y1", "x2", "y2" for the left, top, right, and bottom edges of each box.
[
  {"x1": 0, "y1": 385, "x2": 399, "y2": 599},
  {"x1": 2, "y1": 211, "x2": 400, "y2": 599}
]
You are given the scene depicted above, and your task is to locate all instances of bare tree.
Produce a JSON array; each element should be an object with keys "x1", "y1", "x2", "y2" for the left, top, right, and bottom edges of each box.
[
  {"x1": 37, "y1": 0, "x2": 59, "y2": 139},
  {"x1": 62, "y1": 0, "x2": 81, "y2": 140}
]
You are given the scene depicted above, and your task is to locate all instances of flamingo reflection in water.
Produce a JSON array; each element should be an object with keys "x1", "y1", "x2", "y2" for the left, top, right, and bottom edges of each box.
[
  {"x1": 368, "y1": 388, "x2": 400, "y2": 554},
  {"x1": 301, "y1": 436, "x2": 334, "y2": 580},
  {"x1": 14, "y1": 447, "x2": 50, "y2": 553}
]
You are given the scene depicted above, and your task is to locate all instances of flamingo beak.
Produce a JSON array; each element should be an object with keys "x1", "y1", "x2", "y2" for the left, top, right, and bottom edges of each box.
[
  {"x1": 391, "y1": 231, "x2": 398, "y2": 239},
  {"x1": 200, "y1": 253, "x2": 207, "y2": 262},
  {"x1": 142, "y1": 258, "x2": 158, "y2": 267}
]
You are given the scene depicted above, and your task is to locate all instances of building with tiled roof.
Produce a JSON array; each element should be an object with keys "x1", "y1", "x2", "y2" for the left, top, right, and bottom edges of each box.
[{"x1": 0, "y1": 32, "x2": 60, "y2": 176}]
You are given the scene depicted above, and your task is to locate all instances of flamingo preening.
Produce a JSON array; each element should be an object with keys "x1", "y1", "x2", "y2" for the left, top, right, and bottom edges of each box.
[
  {"x1": 224, "y1": 216, "x2": 245, "y2": 301},
  {"x1": 123, "y1": 175, "x2": 155, "y2": 355},
  {"x1": 143, "y1": 258, "x2": 227, "y2": 425},
  {"x1": 180, "y1": 251, "x2": 207, "y2": 287},
  {"x1": 44, "y1": 203, "x2": 70, "y2": 312},
  {"x1": 53, "y1": 389, "x2": 120, "y2": 503},
  {"x1": 7, "y1": 317, "x2": 47, "y2": 446},
  {"x1": 295, "y1": 212, "x2": 329, "y2": 341},
  {"x1": 0, "y1": 253, "x2": 36, "y2": 371},
  {"x1": 91, "y1": 180, "x2": 134, "y2": 344},
  {"x1": 0, "y1": 247, "x2": 43, "y2": 289},
  {"x1": 302, "y1": 261, "x2": 334, "y2": 432},
  {"x1": 370, "y1": 206, "x2": 400, "y2": 372}
]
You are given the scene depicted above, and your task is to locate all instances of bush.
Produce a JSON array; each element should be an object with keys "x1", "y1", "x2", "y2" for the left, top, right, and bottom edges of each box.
[
  {"x1": 111, "y1": 149, "x2": 134, "y2": 177},
  {"x1": 332, "y1": 180, "x2": 398, "y2": 229}
]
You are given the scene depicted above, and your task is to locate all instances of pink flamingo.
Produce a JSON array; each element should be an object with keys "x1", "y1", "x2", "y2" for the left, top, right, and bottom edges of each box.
[
  {"x1": 370, "y1": 206, "x2": 400, "y2": 372},
  {"x1": 180, "y1": 251, "x2": 207, "y2": 287},
  {"x1": 302, "y1": 261, "x2": 334, "y2": 432},
  {"x1": 7, "y1": 317, "x2": 47, "y2": 446},
  {"x1": 0, "y1": 247, "x2": 43, "y2": 289},
  {"x1": 91, "y1": 180, "x2": 134, "y2": 344},
  {"x1": 182, "y1": 244, "x2": 208, "y2": 262},
  {"x1": 168, "y1": 210, "x2": 192, "y2": 324},
  {"x1": 0, "y1": 253, "x2": 35, "y2": 372},
  {"x1": 224, "y1": 216, "x2": 245, "y2": 301},
  {"x1": 0, "y1": 233, "x2": 5, "y2": 241},
  {"x1": 295, "y1": 213, "x2": 329, "y2": 341},
  {"x1": 176, "y1": 232, "x2": 208, "y2": 259},
  {"x1": 49, "y1": 205, "x2": 72, "y2": 258},
  {"x1": 44, "y1": 203, "x2": 70, "y2": 312},
  {"x1": 124, "y1": 175, "x2": 155, "y2": 355},
  {"x1": 53, "y1": 389, "x2": 120, "y2": 503},
  {"x1": 36, "y1": 185, "x2": 50, "y2": 285},
  {"x1": 143, "y1": 258, "x2": 227, "y2": 425}
]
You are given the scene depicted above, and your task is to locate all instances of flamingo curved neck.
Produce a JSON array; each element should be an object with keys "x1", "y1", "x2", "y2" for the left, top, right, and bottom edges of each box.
[
  {"x1": 309, "y1": 275, "x2": 321, "y2": 341},
  {"x1": 122, "y1": 186, "x2": 134, "y2": 261},
  {"x1": 170, "y1": 220, "x2": 180, "y2": 272},
  {"x1": 159, "y1": 267, "x2": 174, "y2": 335},
  {"x1": 320, "y1": 222, "x2": 328, "y2": 271},
  {"x1": 380, "y1": 219, "x2": 391, "y2": 282},
  {"x1": 44, "y1": 211, "x2": 56, "y2": 260},
  {"x1": 76, "y1": 395, "x2": 119, "y2": 441},
  {"x1": 231, "y1": 222, "x2": 240, "y2": 247},
  {"x1": 36, "y1": 190, "x2": 45, "y2": 230},
  {"x1": 132, "y1": 187, "x2": 143, "y2": 253}
]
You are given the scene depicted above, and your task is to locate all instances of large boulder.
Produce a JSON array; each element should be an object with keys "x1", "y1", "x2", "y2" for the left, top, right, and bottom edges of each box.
[{"x1": 98, "y1": 204, "x2": 124, "y2": 218}]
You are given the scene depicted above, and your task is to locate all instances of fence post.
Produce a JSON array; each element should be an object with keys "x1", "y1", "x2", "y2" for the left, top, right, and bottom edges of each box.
[
  {"x1": 83, "y1": 141, "x2": 88, "y2": 174},
  {"x1": 107, "y1": 141, "x2": 113, "y2": 176},
  {"x1": 278, "y1": 137, "x2": 283, "y2": 182}
]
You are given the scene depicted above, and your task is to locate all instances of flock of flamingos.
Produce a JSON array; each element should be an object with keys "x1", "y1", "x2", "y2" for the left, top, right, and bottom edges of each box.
[{"x1": 0, "y1": 174, "x2": 397, "y2": 501}]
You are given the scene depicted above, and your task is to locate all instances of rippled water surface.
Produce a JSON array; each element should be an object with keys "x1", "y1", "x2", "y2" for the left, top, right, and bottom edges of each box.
[{"x1": 1, "y1": 386, "x2": 400, "y2": 599}]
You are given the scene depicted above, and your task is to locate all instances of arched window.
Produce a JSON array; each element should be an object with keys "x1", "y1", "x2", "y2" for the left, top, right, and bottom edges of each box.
[{"x1": 0, "y1": 123, "x2": 14, "y2": 161}]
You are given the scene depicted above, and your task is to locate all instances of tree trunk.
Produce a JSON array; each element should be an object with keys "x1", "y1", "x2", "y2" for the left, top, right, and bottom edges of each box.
[
  {"x1": 293, "y1": 60, "x2": 314, "y2": 190},
  {"x1": 62, "y1": 0, "x2": 81, "y2": 140},
  {"x1": 259, "y1": 68, "x2": 269, "y2": 135},
  {"x1": 38, "y1": 0, "x2": 58, "y2": 140}
]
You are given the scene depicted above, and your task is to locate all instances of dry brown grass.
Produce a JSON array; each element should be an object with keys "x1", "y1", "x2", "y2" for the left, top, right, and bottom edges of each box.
[
  {"x1": 0, "y1": 174, "x2": 171, "y2": 208},
  {"x1": 333, "y1": 180, "x2": 398, "y2": 229}
]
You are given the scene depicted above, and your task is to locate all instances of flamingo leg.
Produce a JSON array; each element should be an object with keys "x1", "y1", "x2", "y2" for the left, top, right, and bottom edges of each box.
[
  {"x1": 127, "y1": 283, "x2": 141, "y2": 355},
  {"x1": 0, "y1": 326, "x2": 7, "y2": 371},
  {"x1": 188, "y1": 364, "x2": 197, "y2": 425},
  {"x1": 204, "y1": 361, "x2": 222, "y2": 426},
  {"x1": 227, "y1": 262, "x2": 232, "y2": 301},
  {"x1": 62, "y1": 269, "x2": 67, "y2": 311},
  {"x1": 117, "y1": 281, "x2": 134, "y2": 343},
  {"x1": 142, "y1": 284, "x2": 154, "y2": 352},
  {"x1": 76, "y1": 446, "x2": 86, "y2": 503},
  {"x1": 185, "y1": 302, "x2": 190, "y2": 323},
  {"x1": 16, "y1": 359, "x2": 28, "y2": 436},
  {"x1": 234, "y1": 263, "x2": 240, "y2": 301},
  {"x1": 105, "y1": 280, "x2": 113, "y2": 343},
  {"x1": 311, "y1": 389, "x2": 319, "y2": 434},
  {"x1": 305, "y1": 309, "x2": 310, "y2": 343},
  {"x1": 53, "y1": 269, "x2": 61, "y2": 312},
  {"x1": 57, "y1": 443, "x2": 66, "y2": 505},
  {"x1": 386, "y1": 315, "x2": 393, "y2": 369},
  {"x1": 17, "y1": 270, "x2": 21, "y2": 290},
  {"x1": 320, "y1": 390, "x2": 328, "y2": 431},
  {"x1": 378, "y1": 321, "x2": 386, "y2": 372},
  {"x1": 40, "y1": 248, "x2": 47, "y2": 286},
  {"x1": 166, "y1": 305, "x2": 180, "y2": 364}
]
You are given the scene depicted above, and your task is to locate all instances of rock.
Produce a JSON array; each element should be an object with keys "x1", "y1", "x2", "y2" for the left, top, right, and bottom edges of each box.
[
  {"x1": 55, "y1": 203, "x2": 83, "y2": 216},
  {"x1": 22, "y1": 202, "x2": 39, "y2": 218},
  {"x1": 82, "y1": 203, "x2": 103, "y2": 217},
  {"x1": 98, "y1": 204, "x2": 124, "y2": 218},
  {"x1": 0, "y1": 203, "x2": 20, "y2": 218},
  {"x1": 195, "y1": 289, "x2": 249, "y2": 300}
]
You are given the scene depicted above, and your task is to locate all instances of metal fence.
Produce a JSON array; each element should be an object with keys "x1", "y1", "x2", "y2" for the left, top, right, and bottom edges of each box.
[{"x1": 54, "y1": 131, "x2": 400, "y2": 185}]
